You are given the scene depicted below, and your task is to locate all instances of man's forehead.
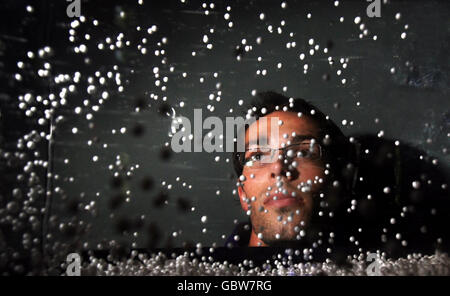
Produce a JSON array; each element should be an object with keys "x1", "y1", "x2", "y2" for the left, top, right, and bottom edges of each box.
[{"x1": 245, "y1": 111, "x2": 319, "y2": 145}]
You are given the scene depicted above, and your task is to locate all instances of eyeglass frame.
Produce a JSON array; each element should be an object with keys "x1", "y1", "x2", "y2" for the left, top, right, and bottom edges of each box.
[{"x1": 236, "y1": 139, "x2": 324, "y2": 169}]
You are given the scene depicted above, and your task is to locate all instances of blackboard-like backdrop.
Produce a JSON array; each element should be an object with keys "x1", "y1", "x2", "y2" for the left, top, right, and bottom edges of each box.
[{"x1": 0, "y1": 0, "x2": 448, "y2": 254}]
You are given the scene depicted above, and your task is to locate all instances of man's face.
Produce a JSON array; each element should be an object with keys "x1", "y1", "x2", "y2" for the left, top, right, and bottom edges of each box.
[{"x1": 238, "y1": 111, "x2": 326, "y2": 245}]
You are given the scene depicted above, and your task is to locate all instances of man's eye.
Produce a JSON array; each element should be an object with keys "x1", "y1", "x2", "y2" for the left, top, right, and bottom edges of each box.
[
  {"x1": 244, "y1": 152, "x2": 266, "y2": 166},
  {"x1": 246, "y1": 153, "x2": 263, "y2": 162},
  {"x1": 298, "y1": 149, "x2": 313, "y2": 158},
  {"x1": 252, "y1": 153, "x2": 263, "y2": 160}
]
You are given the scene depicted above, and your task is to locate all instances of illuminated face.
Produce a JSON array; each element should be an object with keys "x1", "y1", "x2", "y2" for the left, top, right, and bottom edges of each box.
[{"x1": 238, "y1": 111, "x2": 326, "y2": 246}]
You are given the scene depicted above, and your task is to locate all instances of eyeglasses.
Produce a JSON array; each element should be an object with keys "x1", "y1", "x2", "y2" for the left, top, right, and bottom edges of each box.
[{"x1": 238, "y1": 141, "x2": 322, "y2": 169}]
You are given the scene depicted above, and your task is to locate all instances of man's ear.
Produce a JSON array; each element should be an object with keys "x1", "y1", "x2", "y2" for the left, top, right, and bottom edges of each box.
[{"x1": 237, "y1": 185, "x2": 249, "y2": 212}]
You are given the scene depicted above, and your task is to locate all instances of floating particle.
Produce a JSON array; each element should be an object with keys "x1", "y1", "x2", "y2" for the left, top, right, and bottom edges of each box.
[
  {"x1": 109, "y1": 194, "x2": 126, "y2": 210},
  {"x1": 153, "y1": 192, "x2": 168, "y2": 208},
  {"x1": 110, "y1": 176, "x2": 123, "y2": 188},
  {"x1": 132, "y1": 124, "x2": 145, "y2": 137},
  {"x1": 201, "y1": 216, "x2": 208, "y2": 223},
  {"x1": 6, "y1": 201, "x2": 19, "y2": 213},
  {"x1": 160, "y1": 147, "x2": 172, "y2": 161},
  {"x1": 157, "y1": 102, "x2": 171, "y2": 116},
  {"x1": 141, "y1": 177, "x2": 154, "y2": 191},
  {"x1": 176, "y1": 197, "x2": 191, "y2": 212},
  {"x1": 354, "y1": 16, "x2": 361, "y2": 24}
]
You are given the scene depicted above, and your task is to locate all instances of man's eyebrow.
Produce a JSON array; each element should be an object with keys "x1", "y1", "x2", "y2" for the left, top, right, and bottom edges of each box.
[
  {"x1": 291, "y1": 134, "x2": 317, "y2": 142},
  {"x1": 246, "y1": 136, "x2": 268, "y2": 147}
]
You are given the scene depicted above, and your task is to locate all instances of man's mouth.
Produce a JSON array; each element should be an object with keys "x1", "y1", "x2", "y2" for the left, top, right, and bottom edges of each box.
[{"x1": 263, "y1": 192, "x2": 304, "y2": 208}]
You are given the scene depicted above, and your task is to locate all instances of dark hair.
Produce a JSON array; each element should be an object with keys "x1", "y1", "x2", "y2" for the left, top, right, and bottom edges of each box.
[{"x1": 232, "y1": 91, "x2": 352, "y2": 178}]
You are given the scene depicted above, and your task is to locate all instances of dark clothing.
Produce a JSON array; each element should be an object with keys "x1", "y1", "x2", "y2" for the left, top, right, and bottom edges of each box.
[{"x1": 225, "y1": 222, "x2": 251, "y2": 247}]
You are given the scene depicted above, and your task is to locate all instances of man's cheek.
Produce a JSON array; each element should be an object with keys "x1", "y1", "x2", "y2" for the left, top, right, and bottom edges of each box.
[{"x1": 308, "y1": 167, "x2": 325, "y2": 178}]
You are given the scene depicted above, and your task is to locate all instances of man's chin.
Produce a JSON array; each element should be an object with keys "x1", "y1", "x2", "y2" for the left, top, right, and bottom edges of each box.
[{"x1": 262, "y1": 238, "x2": 301, "y2": 248}]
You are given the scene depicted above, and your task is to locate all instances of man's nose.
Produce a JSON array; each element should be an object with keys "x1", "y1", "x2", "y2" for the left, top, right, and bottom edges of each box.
[
  {"x1": 269, "y1": 153, "x2": 299, "y2": 181},
  {"x1": 270, "y1": 155, "x2": 284, "y2": 178}
]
